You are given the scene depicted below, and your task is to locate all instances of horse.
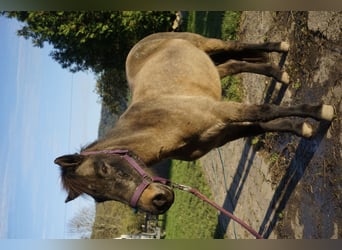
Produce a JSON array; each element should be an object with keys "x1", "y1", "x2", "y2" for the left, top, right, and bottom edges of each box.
[{"x1": 54, "y1": 32, "x2": 334, "y2": 215}]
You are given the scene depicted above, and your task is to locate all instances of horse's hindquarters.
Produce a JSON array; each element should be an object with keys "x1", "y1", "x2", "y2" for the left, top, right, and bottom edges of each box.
[{"x1": 127, "y1": 38, "x2": 222, "y2": 101}]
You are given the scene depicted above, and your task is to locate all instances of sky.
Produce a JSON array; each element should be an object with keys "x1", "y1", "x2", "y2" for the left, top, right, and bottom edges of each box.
[{"x1": 0, "y1": 16, "x2": 101, "y2": 238}]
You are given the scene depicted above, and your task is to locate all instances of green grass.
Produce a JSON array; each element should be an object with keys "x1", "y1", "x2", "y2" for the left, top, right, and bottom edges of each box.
[
  {"x1": 221, "y1": 75, "x2": 243, "y2": 102},
  {"x1": 183, "y1": 11, "x2": 241, "y2": 39},
  {"x1": 164, "y1": 160, "x2": 218, "y2": 239},
  {"x1": 220, "y1": 11, "x2": 243, "y2": 102},
  {"x1": 221, "y1": 11, "x2": 241, "y2": 40},
  {"x1": 186, "y1": 11, "x2": 225, "y2": 38}
]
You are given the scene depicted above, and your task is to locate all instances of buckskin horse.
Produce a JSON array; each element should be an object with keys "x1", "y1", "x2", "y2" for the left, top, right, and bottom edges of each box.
[{"x1": 54, "y1": 32, "x2": 334, "y2": 214}]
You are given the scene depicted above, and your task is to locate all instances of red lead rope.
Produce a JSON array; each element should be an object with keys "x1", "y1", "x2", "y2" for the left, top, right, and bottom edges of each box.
[{"x1": 171, "y1": 183, "x2": 264, "y2": 239}]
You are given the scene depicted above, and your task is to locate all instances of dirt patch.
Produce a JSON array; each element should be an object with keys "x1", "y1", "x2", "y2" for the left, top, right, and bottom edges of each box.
[{"x1": 200, "y1": 11, "x2": 341, "y2": 239}]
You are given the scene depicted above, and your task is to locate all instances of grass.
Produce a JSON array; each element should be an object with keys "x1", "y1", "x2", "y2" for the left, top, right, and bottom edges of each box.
[
  {"x1": 221, "y1": 11, "x2": 241, "y2": 40},
  {"x1": 183, "y1": 11, "x2": 241, "y2": 40},
  {"x1": 186, "y1": 11, "x2": 225, "y2": 38},
  {"x1": 164, "y1": 160, "x2": 218, "y2": 239},
  {"x1": 221, "y1": 75, "x2": 243, "y2": 102}
]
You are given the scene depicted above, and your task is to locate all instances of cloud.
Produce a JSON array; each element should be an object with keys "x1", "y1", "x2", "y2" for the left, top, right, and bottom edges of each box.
[
  {"x1": 71, "y1": 73, "x2": 101, "y2": 143},
  {"x1": 0, "y1": 174, "x2": 9, "y2": 238},
  {"x1": 13, "y1": 39, "x2": 44, "y2": 177},
  {"x1": 0, "y1": 148, "x2": 14, "y2": 239},
  {"x1": 0, "y1": 28, "x2": 47, "y2": 238}
]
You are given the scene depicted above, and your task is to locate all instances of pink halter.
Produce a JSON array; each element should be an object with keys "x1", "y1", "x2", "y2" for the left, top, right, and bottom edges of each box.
[{"x1": 80, "y1": 149, "x2": 170, "y2": 208}]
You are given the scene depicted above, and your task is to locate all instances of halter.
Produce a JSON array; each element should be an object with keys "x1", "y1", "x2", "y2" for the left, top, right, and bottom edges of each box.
[{"x1": 80, "y1": 149, "x2": 170, "y2": 208}]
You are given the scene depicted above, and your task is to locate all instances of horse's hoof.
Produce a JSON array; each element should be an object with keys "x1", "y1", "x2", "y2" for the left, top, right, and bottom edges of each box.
[
  {"x1": 302, "y1": 122, "x2": 313, "y2": 138},
  {"x1": 280, "y1": 41, "x2": 290, "y2": 52},
  {"x1": 280, "y1": 71, "x2": 290, "y2": 84},
  {"x1": 321, "y1": 104, "x2": 335, "y2": 121}
]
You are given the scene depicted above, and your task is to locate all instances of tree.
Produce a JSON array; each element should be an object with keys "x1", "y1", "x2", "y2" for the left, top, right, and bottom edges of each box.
[
  {"x1": 96, "y1": 68, "x2": 128, "y2": 114},
  {"x1": 67, "y1": 205, "x2": 95, "y2": 239},
  {"x1": 3, "y1": 11, "x2": 175, "y2": 73}
]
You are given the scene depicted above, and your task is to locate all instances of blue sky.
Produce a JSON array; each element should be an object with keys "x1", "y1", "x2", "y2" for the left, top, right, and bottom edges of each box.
[{"x1": 0, "y1": 17, "x2": 101, "y2": 238}]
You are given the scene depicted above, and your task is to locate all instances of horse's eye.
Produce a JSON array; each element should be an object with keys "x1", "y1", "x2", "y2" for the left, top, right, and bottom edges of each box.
[
  {"x1": 101, "y1": 165, "x2": 108, "y2": 174},
  {"x1": 99, "y1": 162, "x2": 113, "y2": 176},
  {"x1": 101, "y1": 164, "x2": 108, "y2": 175}
]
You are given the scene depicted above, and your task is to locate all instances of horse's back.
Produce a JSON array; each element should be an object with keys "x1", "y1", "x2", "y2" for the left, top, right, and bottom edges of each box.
[{"x1": 126, "y1": 33, "x2": 222, "y2": 101}]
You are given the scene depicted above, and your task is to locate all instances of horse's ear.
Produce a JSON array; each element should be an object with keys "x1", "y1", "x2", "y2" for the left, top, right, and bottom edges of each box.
[
  {"x1": 65, "y1": 190, "x2": 80, "y2": 203},
  {"x1": 54, "y1": 154, "x2": 84, "y2": 168}
]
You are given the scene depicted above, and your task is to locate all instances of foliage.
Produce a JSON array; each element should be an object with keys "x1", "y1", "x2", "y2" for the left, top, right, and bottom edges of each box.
[
  {"x1": 96, "y1": 68, "x2": 128, "y2": 114},
  {"x1": 91, "y1": 201, "x2": 145, "y2": 238},
  {"x1": 3, "y1": 11, "x2": 175, "y2": 73}
]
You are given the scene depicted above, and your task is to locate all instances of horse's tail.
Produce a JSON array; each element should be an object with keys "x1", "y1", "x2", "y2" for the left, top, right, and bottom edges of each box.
[{"x1": 210, "y1": 50, "x2": 269, "y2": 65}]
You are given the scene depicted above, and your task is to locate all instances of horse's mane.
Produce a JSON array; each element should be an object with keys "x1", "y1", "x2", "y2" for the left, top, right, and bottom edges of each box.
[{"x1": 80, "y1": 140, "x2": 99, "y2": 152}]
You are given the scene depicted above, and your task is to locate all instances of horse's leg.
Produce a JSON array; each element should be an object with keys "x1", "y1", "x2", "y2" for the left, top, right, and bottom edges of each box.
[
  {"x1": 143, "y1": 32, "x2": 289, "y2": 53},
  {"x1": 189, "y1": 36, "x2": 289, "y2": 54},
  {"x1": 214, "y1": 119, "x2": 314, "y2": 147},
  {"x1": 257, "y1": 119, "x2": 314, "y2": 138},
  {"x1": 217, "y1": 59, "x2": 290, "y2": 84},
  {"x1": 197, "y1": 118, "x2": 315, "y2": 155},
  {"x1": 213, "y1": 102, "x2": 335, "y2": 123}
]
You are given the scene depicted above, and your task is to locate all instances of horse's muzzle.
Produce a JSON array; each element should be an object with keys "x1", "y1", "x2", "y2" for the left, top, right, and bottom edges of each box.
[{"x1": 139, "y1": 183, "x2": 174, "y2": 214}]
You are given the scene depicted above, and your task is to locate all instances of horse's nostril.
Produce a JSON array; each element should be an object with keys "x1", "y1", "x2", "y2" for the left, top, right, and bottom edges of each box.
[
  {"x1": 152, "y1": 194, "x2": 167, "y2": 207},
  {"x1": 148, "y1": 185, "x2": 174, "y2": 213}
]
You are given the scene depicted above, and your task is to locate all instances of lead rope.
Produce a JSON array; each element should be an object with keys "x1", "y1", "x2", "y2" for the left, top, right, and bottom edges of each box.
[{"x1": 171, "y1": 182, "x2": 264, "y2": 239}]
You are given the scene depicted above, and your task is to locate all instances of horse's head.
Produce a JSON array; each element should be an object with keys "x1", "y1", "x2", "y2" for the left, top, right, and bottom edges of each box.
[{"x1": 54, "y1": 151, "x2": 174, "y2": 214}]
